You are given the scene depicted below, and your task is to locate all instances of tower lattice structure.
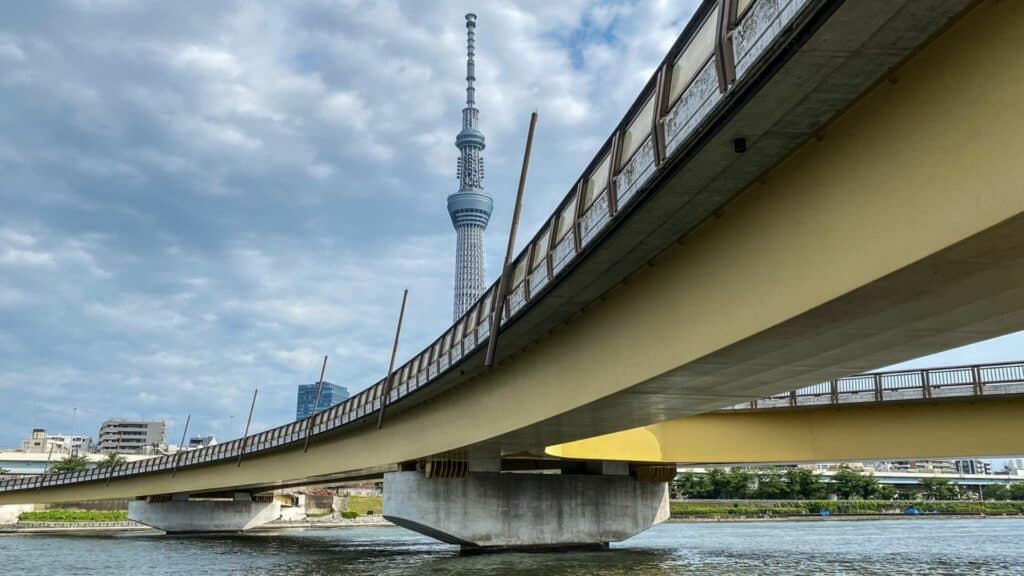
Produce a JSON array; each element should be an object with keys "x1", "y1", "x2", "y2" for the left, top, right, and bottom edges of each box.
[{"x1": 447, "y1": 13, "x2": 493, "y2": 321}]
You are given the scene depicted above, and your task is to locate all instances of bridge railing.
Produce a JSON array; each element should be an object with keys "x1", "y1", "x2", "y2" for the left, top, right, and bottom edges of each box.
[
  {"x1": 0, "y1": 0, "x2": 832, "y2": 495},
  {"x1": 738, "y1": 361, "x2": 1024, "y2": 410}
]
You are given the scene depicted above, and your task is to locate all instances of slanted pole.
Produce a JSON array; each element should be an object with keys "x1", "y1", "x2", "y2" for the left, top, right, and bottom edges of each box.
[
  {"x1": 171, "y1": 414, "x2": 191, "y2": 477},
  {"x1": 486, "y1": 111, "x2": 538, "y2": 367},
  {"x1": 378, "y1": 289, "x2": 409, "y2": 429},
  {"x1": 236, "y1": 389, "x2": 258, "y2": 467},
  {"x1": 303, "y1": 356, "x2": 329, "y2": 453}
]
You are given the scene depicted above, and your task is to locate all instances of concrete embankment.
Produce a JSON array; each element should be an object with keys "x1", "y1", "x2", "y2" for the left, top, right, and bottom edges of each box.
[
  {"x1": 0, "y1": 515, "x2": 392, "y2": 534},
  {"x1": 256, "y1": 515, "x2": 393, "y2": 530},
  {"x1": 1, "y1": 521, "x2": 155, "y2": 534}
]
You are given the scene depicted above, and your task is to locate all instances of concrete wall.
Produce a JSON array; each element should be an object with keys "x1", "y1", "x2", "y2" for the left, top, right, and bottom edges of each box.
[
  {"x1": 0, "y1": 504, "x2": 34, "y2": 525},
  {"x1": 383, "y1": 471, "x2": 669, "y2": 549},
  {"x1": 128, "y1": 499, "x2": 280, "y2": 533},
  {"x1": 278, "y1": 506, "x2": 307, "y2": 522},
  {"x1": 304, "y1": 493, "x2": 334, "y2": 515},
  {"x1": 38, "y1": 499, "x2": 130, "y2": 511}
]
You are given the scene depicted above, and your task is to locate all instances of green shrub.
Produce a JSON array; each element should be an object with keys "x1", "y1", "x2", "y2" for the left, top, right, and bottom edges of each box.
[
  {"x1": 19, "y1": 509, "x2": 128, "y2": 523},
  {"x1": 340, "y1": 510, "x2": 359, "y2": 519}
]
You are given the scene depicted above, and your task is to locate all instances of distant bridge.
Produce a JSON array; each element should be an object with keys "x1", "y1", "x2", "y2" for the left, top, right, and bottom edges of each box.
[
  {"x1": 550, "y1": 361, "x2": 1024, "y2": 464},
  {"x1": 2, "y1": 0, "x2": 1023, "y2": 549},
  {"x1": 677, "y1": 468, "x2": 1024, "y2": 488},
  {"x1": 737, "y1": 360, "x2": 1024, "y2": 410}
]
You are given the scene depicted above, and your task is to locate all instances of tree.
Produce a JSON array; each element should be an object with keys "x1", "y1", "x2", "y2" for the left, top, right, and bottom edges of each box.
[
  {"x1": 859, "y1": 474, "x2": 881, "y2": 499},
  {"x1": 872, "y1": 484, "x2": 897, "y2": 501},
  {"x1": 674, "y1": 472, "x2": 713, "y2": 499},
  {"x1": 831, "y1": 467, "x2": 879, "y2": 499},
  {"x1": 707, "y1": 468, "x2": 754, "y2": 499},
  {"x1": 919, "y1": 477, "x2": 958, "y2": 500},
  {"x1": 832, "y1": 467, "x2": 864, "y2": 499},
  {"x1": 784, "y1": 468, "x2": 826, "y2": 500},
  {"x1": 754, "y1": 473, "x2": 789, "y2": 499},
  {"x1": 49, "y1": 454, "x2": 89, "y2": 474},
  {"x1": 96, "y1": 452, "x2": 126, "y2": 469},
  {"x1": 1008, "y1": 482, "x2": 1024, "y2": 501},
  {"x1": 983, "y1": 484, "x2": 1008, "y2": 501}
]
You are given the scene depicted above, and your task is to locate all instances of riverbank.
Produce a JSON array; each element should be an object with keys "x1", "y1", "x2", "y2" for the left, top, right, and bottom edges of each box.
[
  {"x1": 0, "y1": 514, "x2": 393, "y2": 534},
  {"x1": 257, "y1": 516, "x2": 393, "y2": 531},
  {"x1": 669, "y1": 499, "x2": 1024, "y2": 518},
  {"x1": 6, "y1": 499, "x2": 1023, "y2": 534},
  {"x1": 669, "y1": 513, "x2": 1024, "y2": 523},
  {"x1": 1, "y1": 521, "x2": 155, "y2": 534}
]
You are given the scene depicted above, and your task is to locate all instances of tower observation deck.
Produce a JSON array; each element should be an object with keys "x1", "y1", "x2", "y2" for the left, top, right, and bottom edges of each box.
[{"x1": 447, "y1": 13, "x2": 493, "y2": 320}]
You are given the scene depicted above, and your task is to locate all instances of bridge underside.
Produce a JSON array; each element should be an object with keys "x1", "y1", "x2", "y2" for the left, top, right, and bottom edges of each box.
[
  {"x1": 3, "y1": 0, "x2": 1024, "y2": 506},
  {"x1": 546, "y1": 396, "x2": 1024, "y2": 465}
]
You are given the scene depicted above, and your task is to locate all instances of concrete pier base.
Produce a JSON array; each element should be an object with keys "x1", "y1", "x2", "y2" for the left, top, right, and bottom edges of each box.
[
  {"x1": 383, "y1": 471, "x2": 669, "y2": 550},
  {"x1": 0, "y1": 504, "x2": 34, "y2": 526},
  {"x1": 128, "y1": 494, "x2": 279, "y2": 533}
]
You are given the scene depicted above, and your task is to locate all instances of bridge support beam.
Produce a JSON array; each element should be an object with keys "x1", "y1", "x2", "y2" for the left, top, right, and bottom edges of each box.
[
  {"x1": 383, "y1": 470, "x2": 669, "y2": 551},
  {"x1": 128, "y1": 492, "x2": 279, "y2": 533}
]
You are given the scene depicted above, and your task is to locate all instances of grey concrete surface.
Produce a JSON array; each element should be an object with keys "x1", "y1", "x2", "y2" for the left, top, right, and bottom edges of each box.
[
  {"x1": 383, "y1": 471, "x2": 669, "y2": 549},
  {"x1": 128, "y1": 498, "x2": 280, "y2": 533}
]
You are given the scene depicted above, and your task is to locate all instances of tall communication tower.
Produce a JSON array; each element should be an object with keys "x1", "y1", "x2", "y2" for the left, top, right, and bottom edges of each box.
[{"x1": 447, "y1": 13, "x2": 492, "y2": 320}]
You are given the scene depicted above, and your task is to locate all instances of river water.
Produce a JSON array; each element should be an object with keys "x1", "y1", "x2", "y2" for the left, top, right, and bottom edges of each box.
[{"x1": 2, "y1": 519, "x2": 1023, "y2": 575}]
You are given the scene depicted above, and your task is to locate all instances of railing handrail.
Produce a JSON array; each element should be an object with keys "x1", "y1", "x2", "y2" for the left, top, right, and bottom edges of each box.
[{"x1": 746, "y1": 360, "x2": 1024, "y2": 409}]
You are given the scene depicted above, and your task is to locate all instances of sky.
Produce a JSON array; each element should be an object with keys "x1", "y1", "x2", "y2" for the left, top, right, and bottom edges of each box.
[{"x1": 1, "y1": 0, "x2": 1022, "y2": 453}]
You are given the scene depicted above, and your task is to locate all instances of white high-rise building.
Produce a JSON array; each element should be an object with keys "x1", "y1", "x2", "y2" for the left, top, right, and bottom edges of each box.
[
  {"x1": 447, "y1": 14, "x2": 492, "y2": 320},
  {"x1": 19, "y1": 429, "x2": 93, "y2": 455}
]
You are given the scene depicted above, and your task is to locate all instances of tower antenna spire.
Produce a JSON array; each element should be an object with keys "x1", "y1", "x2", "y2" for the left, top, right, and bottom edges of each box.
[
  {"x1": 447, "y1": 13, "x2": 492, "y2": 321},
  {"x1": 465, "y1": 13, "x2": 476, "y2": 108}
]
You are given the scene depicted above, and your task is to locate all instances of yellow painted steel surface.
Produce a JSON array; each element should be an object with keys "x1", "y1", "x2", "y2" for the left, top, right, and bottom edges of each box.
[
  {"x1": 4, "y1": 0, "x2": 1024, "y2": 504},
  {"x1": 545, "y1": 398, "x2": 1024, "y2": 464}
]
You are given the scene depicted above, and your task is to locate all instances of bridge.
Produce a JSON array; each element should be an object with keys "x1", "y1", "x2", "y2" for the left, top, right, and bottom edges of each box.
[
  {"x1": 3, "y1": 0, "x2": 1024, "y2": 550},
  {"x1": 548, "y1": 360, "x2": 1024, "y2": 464}
]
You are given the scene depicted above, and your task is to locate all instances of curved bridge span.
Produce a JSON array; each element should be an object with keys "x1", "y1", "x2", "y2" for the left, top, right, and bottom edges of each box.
[{"x1": 3, "y1": 0, "x2": 1023, "y2": 534}]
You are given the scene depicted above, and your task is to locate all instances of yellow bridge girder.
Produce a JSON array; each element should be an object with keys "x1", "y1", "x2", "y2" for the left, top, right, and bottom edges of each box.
[{"x1": 546, "y1": 398, "x2": 1024, "y2": 464}]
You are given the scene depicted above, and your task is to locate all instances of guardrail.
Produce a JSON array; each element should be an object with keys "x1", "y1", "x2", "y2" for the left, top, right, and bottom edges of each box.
[
  {"x1": 734, "y1": 361, "x2": 1024, "y2": 410},
  {"x1": 0, "y1": 0, "x2": 829, "y2": 495}
]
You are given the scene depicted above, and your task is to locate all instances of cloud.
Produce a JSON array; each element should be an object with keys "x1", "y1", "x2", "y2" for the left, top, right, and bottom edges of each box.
[
  {"x1": 0, "y1": 0, "x2": 760, "y2": 446},
  {"x1": 2, "y1": 0, "x2": 1012, "y2": 453},
  {"x1": 0, "y1": 247, "x2": 55, "y2": 268},
  {"x1": 171, "y1": 45, "x2": 242, "y2": 78}
]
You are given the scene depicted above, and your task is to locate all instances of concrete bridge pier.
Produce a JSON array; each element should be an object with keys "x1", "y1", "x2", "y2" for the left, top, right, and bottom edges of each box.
[
  {"x1": 128, "y1": 492, "x2": 280, "y2": 533},
  {"x1": 382, "y1": 468, "x2": 670, "y2": 551}
]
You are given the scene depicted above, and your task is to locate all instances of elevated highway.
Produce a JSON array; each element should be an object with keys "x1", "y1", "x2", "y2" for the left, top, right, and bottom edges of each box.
[{"x1": 2, "y1": 0, "x2": 1023, "y2": 548}]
